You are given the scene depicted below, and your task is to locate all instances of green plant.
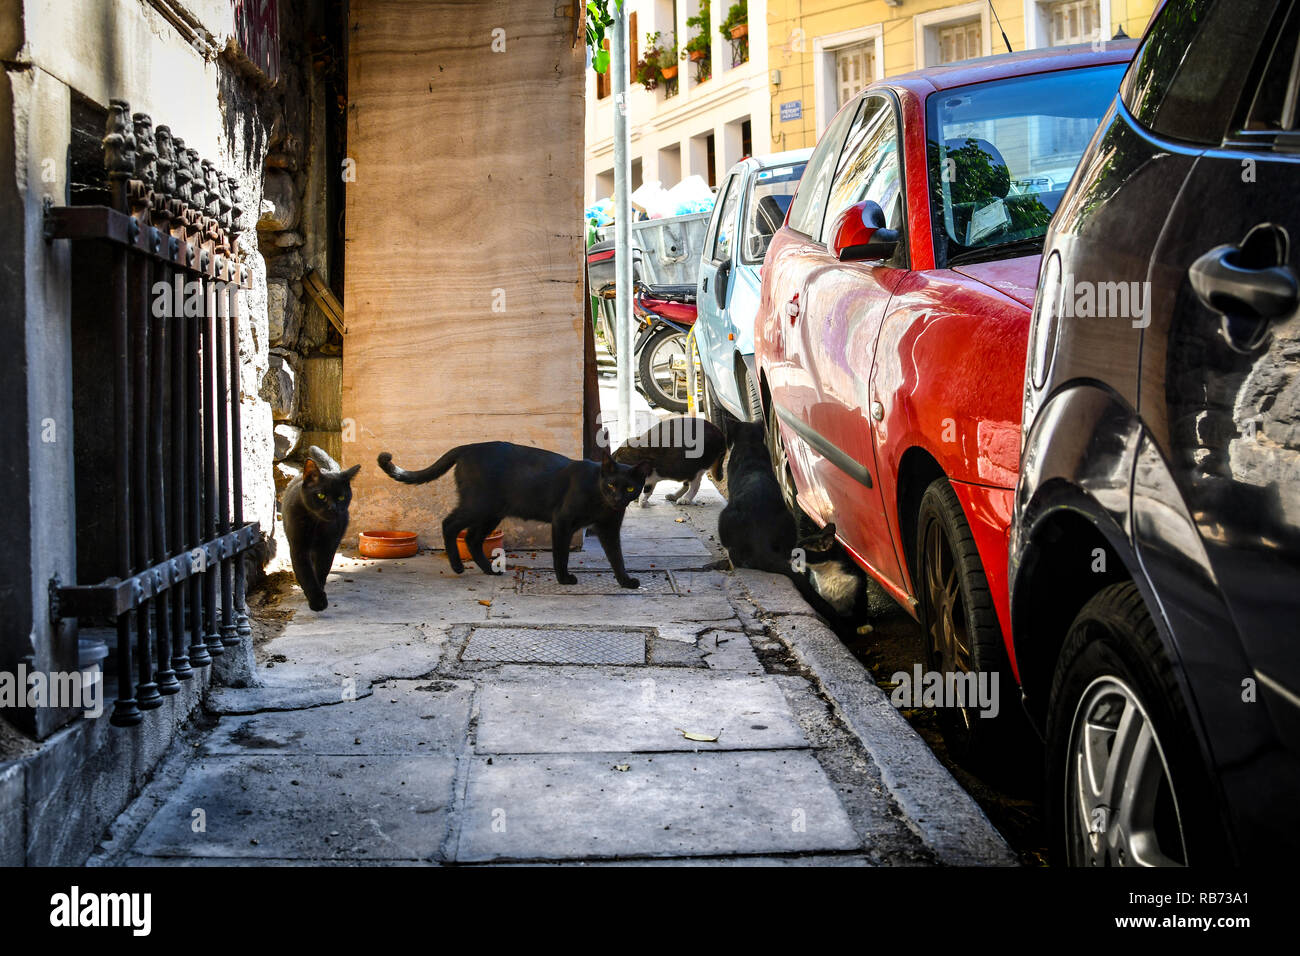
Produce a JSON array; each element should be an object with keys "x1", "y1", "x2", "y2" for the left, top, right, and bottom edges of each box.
[
  {"x1": 719, "y1": 0, "x2": 747, "y2": 37},
  {"x1": 682, "y1": 0, "x2": 711, "y2": 59},
  {"x1": 585, "y1": 0, "x2": 619, "y2": 74}
]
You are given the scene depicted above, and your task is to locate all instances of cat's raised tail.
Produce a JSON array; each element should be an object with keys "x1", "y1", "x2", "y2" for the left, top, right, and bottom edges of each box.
[{"x1": 377, "y1": 448, "x2": 461, "y2": 485}]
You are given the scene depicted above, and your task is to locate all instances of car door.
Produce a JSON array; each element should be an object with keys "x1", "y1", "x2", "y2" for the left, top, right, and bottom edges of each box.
[
  {"x1": 697, "y1": 170, "x2": 744, "y2": 410},
  {"x1": 1135, "y1": 0, "x2": 1300, "y2": 749},
  {"x1": 784, "y1": 93, "x2": 909, "y2": 584}
]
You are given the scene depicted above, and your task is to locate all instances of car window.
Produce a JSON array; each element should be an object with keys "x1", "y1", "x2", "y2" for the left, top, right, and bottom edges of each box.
[
  {"x1": 1242, "y1": 3, "x2": 1300, "y2": 134},
  {"x1": 1120, "y1": 0, "x2": 1285, "y2": 145},
  {"x1": 926, "y1": 62, "x2": 1126, "y2": 267},
  {"x1": 703, "y1": 173, "x2": 736, "y2": 261},
  {"x1": 820, "y1": 95, "x2": 903, "y2": 247},
  {"x1": 740, "y1": 162, "x2": 807, "y2": 263},
  {"x1": 786, "y1": 99, "x2": 860, "y2": 240},
  {"x1": 711, "y1": 173, "x2": 744, "y2": 262}
]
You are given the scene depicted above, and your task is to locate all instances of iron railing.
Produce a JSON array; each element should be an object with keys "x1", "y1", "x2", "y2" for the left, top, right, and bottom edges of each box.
[{"x1": 45, "y1": 99, "x2": 260, "y2": 727}]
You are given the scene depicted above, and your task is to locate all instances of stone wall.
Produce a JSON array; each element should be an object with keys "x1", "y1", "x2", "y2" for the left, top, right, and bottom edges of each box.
[{"x1": 259, "y1": 1, "x2": 345, "y2": 514}]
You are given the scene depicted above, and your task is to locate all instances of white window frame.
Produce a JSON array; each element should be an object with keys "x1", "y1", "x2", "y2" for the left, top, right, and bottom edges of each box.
[
  {"x1": 1023, "y1": 0, "x2": 1112, "y2": 49},
  {"x1": 913, "y1": 2, "x2": 992, "y2": 69},
  {"x1": 813, "y1": 24, "x2": 885, "y2": 136}
]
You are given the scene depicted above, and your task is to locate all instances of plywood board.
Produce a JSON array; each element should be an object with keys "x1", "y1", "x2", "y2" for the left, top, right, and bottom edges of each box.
[{"x1": 342, "y1": 0, "x2": 586, "y2": 549}]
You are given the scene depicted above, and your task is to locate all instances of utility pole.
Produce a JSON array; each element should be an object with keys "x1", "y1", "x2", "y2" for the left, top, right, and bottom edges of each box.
[{"x1": 610, "y1": 2, "x2": 633, "y2": 447}]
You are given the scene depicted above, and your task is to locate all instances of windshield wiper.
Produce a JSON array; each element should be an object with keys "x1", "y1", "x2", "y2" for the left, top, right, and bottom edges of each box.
[{"x1": 946, "y1": 236, "x2": 1045, "y2": 267}]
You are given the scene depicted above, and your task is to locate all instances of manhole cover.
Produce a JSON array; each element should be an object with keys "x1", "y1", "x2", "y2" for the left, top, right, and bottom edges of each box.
[
  {"x1": 461, "y1": 626, "x2": 647, "y2": 665},
  {"x1": 514, "y1": 569, "x2": 679, "y2": 595}
]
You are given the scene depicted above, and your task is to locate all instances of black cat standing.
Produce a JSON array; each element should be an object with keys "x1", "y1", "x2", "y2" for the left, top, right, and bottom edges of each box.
[
  {"x1": 281, "y1": 447, "x2": 361, "y2": 612},
  {"x1": 378, "y1": 442, "x2": 651, "y2": 588}
]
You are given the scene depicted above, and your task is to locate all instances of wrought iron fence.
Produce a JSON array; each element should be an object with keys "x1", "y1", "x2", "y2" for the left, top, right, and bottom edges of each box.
[{"x1": 44, "y1": 99, "x2": 260, "y2": 728}]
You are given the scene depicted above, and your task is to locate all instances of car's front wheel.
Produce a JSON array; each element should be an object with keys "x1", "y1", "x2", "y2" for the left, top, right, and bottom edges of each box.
[
  {"x1": 1047, "y1": 582, "x2": 1225, "y2": 866},
  {"x1": 915, "y1": 479, "x2": 1013, "y2": 762}
]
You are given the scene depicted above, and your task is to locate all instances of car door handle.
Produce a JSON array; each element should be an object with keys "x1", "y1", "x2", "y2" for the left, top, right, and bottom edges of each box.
[
  {"x1": 1190, "y1": 244, "x2": 1298, "y2": 324},
  {"x1": 702, "y1": 276, "x2": 709, "y2": 292},
  {"x1": 786, "y1": 292, "x2": 800, "y2": 324}
]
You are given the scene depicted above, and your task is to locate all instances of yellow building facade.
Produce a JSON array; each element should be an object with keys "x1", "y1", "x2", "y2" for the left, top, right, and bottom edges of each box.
[{"x1": 766, "y1": 0, "x2": 1161, "y2": 151}]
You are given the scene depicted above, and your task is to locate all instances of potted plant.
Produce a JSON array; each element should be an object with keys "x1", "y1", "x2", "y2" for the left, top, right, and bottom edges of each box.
[
  {"x1": 635, "y1": 51, "x2": 660, "y2": 90},
  {"x1": 682, "y1": 0, "x2": 711, "y2": 62},
  {"x1": 720, "y1": 0, "x2": 747, "y2": 39},
  {"x1": 656, "y1": 34, "x2": 679, "y2": 79}
]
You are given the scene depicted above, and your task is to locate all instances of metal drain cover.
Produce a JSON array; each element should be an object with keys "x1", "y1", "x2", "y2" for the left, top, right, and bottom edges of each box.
[
  {"x1": 514, "y1": 569, "x2": 679, "y2": 595},
  {"x1": 461, "y1": 626, "x2": 647, "y2": 665}
]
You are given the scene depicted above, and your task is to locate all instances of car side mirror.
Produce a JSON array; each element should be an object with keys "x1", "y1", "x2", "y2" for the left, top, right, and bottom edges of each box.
[
  {"x1": 715, "y1": 259, "x2": 731, "y2": 309},
  {"x1": 829, "y1": 200, "x2": 899, "y2": 262}
]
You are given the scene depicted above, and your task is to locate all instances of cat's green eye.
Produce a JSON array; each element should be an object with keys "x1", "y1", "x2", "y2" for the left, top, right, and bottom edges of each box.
[
  {"x1": 316, "y1": 492, "x2": 326, "y2": 500},
  {"x1": 626, "y1": 487, "x2": 634, "y2": 493},
  {"x1": 337, "y1": 496, "x2": 345, "y2": 502}
]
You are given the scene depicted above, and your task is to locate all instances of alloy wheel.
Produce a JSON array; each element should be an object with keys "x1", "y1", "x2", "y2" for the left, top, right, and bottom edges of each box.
[
  {"x1": 1065, "y1": 675, "x2": 1187, "y2": 867},
  {"x1": 923, "y1": 519, "x2": 976, "y2": 734}
]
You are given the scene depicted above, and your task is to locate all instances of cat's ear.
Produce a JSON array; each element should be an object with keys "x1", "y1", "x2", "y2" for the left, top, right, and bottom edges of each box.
[
  {"x1": 600, "y1": 450, "x2": 615, "y2": 475},
  {"x1": 307, "y1": 445, "x2": 341, "y2": 472},
  {"x1": 302, "y1": 458, "x2": 320, "y2": 481},
  {"x1": 822, "y1": 522, "x2": 836, "y2": 537},
  {"x1": 340, "y1": 463, "x2": 361, "y2": 482},
  {"x1": 631, "y1": 459, "x2": 654, "y2": 480}
]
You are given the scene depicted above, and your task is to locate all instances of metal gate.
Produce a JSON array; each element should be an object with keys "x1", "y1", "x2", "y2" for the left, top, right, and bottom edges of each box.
[{"x1": 44, "y1": 99, "x2": 260, "y2": 728}]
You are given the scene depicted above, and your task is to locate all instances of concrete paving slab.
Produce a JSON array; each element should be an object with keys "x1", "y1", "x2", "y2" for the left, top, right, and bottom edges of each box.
[
  {"x1": 203, "y1": 679, "x2": 474, "y2": 756},
  {"x1": 131, "y1": 754, "x2": 456, "y2": 861},
  {"x1": 474, "y1": 666, "x2": 807, "y2": 753},
  {"x1": 453, "y1": 750, "x2": 860, "y2": 862}
]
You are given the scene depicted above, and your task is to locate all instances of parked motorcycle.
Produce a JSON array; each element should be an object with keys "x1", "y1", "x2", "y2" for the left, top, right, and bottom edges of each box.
[{"x1": 586, "y1": 239, "x2": 698, "y2": 413}]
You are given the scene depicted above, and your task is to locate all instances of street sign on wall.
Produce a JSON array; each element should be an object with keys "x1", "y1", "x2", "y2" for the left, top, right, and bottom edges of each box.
[
  {"x1": 780, "y1": 101, "x2": 802, "y2": 122},
  {"x1": 234, "y1": 0, "x2": 280, "y2": 82}
]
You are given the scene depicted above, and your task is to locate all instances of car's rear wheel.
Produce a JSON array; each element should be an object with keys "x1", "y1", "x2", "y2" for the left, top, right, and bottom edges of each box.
[
  {"x1": 1047, "y1": 582, "x2": 1226, "y2": 866},
  {"x1": 915, "y1": 478, "x2": 1012, "y2": 762}
]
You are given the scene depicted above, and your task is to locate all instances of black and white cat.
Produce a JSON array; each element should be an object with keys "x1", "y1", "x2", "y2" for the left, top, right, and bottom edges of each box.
[
  {"x1": 378, "y1": 443, "x2": 651, "y2": 588},
  {"x1": 280, "y1": 447, "x2": 360, "y2": 612},
  {"x1": 613, "y1": 416, "x2": 725, "y2": 507}
]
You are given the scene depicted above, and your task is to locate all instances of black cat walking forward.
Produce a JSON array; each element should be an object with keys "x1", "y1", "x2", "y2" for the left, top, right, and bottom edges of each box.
[
  {"x1": 378, "y1": 442, "x2": 651, "y2": 588},
  {"x1": 281, "y1": 447, "x2": 361, "y2": 611}
]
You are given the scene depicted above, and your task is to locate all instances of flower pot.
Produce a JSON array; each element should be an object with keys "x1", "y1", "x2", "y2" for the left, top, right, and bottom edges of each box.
[
  {"x1": 730, "y1": 23, "x2": 748, "y2": 39},
  {"x1": 689, "y1": 48, "x2": 707, "y2": 61},
  {"x1": 661, "y1": 64, "x2": 678, "y2": 79},
  {"x1": 359, "y1": 530, "x2": 418, "y2": 559},
  {"x1": 456, "y1": 528, "x2": 505, "y2": 562}
]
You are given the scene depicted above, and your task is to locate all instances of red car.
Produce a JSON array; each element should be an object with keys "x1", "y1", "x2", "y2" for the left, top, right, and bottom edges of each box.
[{"x1": 754, "y1": 43, "x2": 1134, "y2": 753}]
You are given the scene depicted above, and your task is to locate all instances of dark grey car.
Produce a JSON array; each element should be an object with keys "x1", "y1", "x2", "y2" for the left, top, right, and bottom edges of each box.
[{"x1": 1011, "y1": 0, "x2": 1300, "y2": 865}]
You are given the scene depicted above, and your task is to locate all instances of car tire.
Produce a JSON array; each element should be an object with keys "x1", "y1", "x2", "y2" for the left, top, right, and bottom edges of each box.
[
  {"x1": 1046, "y1": 582, "x2": 1228, "y2": 867},
  {"x1": 737, "y1": 361, "x2": 764, "y2": 422},
  {"x1": 637, "y1": 326, "x2": 690, "y2": 413},
  {"x1": 915, "y1": 478, "x2": 1014, "y2": 762},
  {"x1": 764, "y1": 399, "x2": 817, "y2": 537}
]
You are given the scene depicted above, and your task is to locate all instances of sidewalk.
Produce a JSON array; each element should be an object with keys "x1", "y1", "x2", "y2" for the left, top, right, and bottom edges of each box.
[{"x1": 92, "y1": 384, "x2": 1013, "y2": 866}]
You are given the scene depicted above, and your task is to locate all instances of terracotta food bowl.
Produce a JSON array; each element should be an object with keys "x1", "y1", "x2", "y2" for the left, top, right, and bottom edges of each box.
[
  {"x1": 456, "y1": 528, "x2": 505, "y2": 561},
  {"x1": 359, "y1": 530, "x2": 418, "y2": 559}
]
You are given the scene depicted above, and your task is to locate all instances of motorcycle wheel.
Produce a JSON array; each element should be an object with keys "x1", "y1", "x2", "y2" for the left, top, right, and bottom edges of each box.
[{"x1": 637, "y1": 326, "x2": 690, "y2": 413}]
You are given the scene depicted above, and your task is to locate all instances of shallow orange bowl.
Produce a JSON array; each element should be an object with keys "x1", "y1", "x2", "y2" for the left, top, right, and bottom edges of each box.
[
  {"x1": 456, "y1": 528, "x2": 505, "y2": 561},
  {"x1": 359, "y1": 530, "x2": 418, "y2": 559}
]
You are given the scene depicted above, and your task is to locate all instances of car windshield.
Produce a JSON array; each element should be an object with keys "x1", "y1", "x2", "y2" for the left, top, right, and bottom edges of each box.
[
  {"x1": 926, "y1": 63, "x2": 1126, "y2": 266},
  {"x1": 741, "y1": 162, "x2": 808, "y2": 263}
]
